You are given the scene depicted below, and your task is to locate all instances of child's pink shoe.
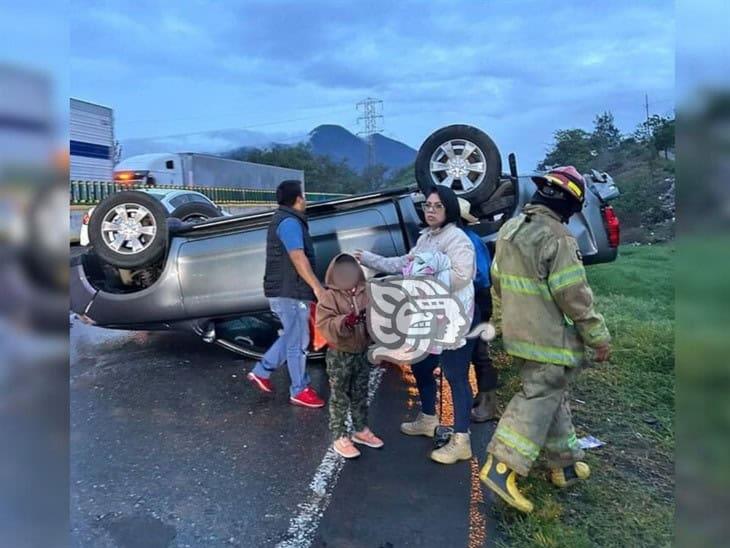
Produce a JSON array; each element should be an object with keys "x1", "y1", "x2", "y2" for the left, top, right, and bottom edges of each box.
[
  {"x1": 353, "y1": 428, "x2": 384, "y2": 449},
  {"x1": 333, "y1": 437, "x2": 361, "y2": 459}
]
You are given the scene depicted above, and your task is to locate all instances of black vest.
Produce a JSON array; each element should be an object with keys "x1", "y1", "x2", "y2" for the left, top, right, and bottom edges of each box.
[{"x1": 263, "y1": 206, "x2": 316, "y2": 301}]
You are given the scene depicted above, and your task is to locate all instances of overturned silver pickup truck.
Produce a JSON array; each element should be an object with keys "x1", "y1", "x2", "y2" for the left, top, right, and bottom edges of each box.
[{"x1": 70, "y1": 125, "x2": 620, "y2": 359}]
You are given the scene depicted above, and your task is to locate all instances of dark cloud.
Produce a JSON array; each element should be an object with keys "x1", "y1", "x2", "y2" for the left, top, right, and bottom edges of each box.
[{"x1": 70, "y1": 0, "x2": 674, "y2": 169}]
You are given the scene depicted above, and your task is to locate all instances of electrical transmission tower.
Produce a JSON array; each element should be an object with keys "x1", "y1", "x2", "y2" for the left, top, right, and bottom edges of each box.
[{"x1": 356, "y1": 98, "x2": 384, "y2": 183}]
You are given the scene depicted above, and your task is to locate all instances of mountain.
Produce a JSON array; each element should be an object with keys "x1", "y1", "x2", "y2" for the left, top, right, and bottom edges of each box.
[
  {"x1": 308, "y1": 124, "x2": 416, "y2": 174},
  {"x1": 120, "y1": 124, "x2": 417, "y2": 174}
]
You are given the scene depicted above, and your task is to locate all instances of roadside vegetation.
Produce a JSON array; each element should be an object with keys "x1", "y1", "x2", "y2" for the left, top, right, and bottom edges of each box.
[
  {"x1": 537, "y1": 111, "x2": 675, "y2": 245},
  {"x1": 491, "y1": 243, "x2": 675, "y2": 547}
]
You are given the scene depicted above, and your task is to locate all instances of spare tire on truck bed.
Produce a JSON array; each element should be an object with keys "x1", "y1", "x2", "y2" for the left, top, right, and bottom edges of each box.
[
  {"x1": 88, "y1": 191, "x2": 168, "y2": 269},
  {"x1": 415, "y1": 124, "x2": 502, "y2": 204}
]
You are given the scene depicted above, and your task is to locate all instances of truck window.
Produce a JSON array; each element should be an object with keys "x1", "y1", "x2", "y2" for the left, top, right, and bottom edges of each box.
[{"x1": 166, "y1": 160, "x2": 175, "y2": 169}]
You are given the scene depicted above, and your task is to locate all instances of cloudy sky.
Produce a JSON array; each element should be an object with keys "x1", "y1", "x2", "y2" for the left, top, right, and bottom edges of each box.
[{"x1": 68, "y1": 0, "x2": 676, "y2": 170}]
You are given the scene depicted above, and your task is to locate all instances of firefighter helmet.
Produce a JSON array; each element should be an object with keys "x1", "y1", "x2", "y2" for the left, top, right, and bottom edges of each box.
[{"x1": 532, "y1": 166, "x2": 586, "y2": 207}]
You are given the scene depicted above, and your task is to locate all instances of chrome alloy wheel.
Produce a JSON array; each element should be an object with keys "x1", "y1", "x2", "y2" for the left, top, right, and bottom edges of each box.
[
  {"x1": 428, "y1": 138, "x2": 487, "y2": 193},
  {"x1": 100, "y1": 203, "x2": 157, "y2": 254}
]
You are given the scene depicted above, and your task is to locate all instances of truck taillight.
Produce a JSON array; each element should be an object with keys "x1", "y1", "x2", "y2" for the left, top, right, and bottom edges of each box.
[
  {"x1": 82, "y1": 213, "x2": 90, "y2": 225},
  {"x1": 602, "y1": 205, "x2": 620, "y2": 247}
]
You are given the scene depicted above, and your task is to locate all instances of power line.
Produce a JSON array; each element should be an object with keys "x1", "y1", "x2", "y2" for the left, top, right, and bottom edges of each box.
[{"x1": 356, "y1": 97, "x2": 383, "y2": 183}]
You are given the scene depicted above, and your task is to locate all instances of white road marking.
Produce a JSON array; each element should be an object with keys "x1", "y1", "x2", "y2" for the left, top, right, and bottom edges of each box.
[{"x1": 276, "y1": 365, "x2": 386, "y2": 548}]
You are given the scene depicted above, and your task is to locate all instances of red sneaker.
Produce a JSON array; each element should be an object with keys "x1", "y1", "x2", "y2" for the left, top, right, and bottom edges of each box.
[
  {"x1": 247, "y1": 371, "x2": 274, "y2": 394},
  {"x1": 290, "y1": 387, "x2": 325, "y2": 408}
]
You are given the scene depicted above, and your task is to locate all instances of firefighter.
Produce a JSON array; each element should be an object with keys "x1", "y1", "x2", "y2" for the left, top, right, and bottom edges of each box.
[{"x1": 479, "y1": 166, "x2": 611, "y2": 513}]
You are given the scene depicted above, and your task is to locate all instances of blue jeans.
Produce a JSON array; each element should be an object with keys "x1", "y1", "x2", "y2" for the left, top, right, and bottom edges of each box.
[
  {"x1": 410, "y1": 307, "x2": 478, "y2": 433},
  {"x1": 253, "y1": 297, "x2": 311, "y2": 397}
]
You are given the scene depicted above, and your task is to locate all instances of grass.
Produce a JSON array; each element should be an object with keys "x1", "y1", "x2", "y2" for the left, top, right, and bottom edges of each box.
[{"x1": 491, "y1": 243, "x2": 675, "y2": 547}]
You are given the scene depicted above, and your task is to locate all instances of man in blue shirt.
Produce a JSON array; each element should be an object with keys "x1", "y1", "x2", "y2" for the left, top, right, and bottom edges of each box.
[
  {"x1": 459, "y1": 199, "x2": 499, "y2": 422},
  {"x1": 247, "y1": 180, "x2": 326, "y2": 408}
]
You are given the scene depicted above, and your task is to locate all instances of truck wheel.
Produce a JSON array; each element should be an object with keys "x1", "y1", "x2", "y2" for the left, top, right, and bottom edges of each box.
[
  {"x1": 170, "y1": 202, "x2": 222, "y2": 223},
  {"x1": 88, "y1": 191, "x2": 168, "y2": 269},
  {"x1": 415, "y1": 125, "x2": 502, "y2": 204}
]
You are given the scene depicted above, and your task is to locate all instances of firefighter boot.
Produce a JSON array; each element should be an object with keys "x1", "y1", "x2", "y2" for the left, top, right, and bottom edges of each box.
[
  {"x1": 550, "y1": 461, "x2": 591, "y2": 488},
  {"x1": 479, "y1": 454, "x2": 534, "y2": 513}
]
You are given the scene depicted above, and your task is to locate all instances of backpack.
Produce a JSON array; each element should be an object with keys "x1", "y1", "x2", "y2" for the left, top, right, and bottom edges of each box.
[{"x1": 463, "y1": 228, "x2": 492, "y2": 289}]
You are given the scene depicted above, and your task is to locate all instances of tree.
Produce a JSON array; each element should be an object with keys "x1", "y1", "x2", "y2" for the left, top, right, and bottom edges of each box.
[
  {"x1": 651, "y1": 117, "x2": 675, "y2": 159},
  {"x1": 362, "y1": 164, "x2": 389, "y2": 190},
  {"x1": 386, "y1": 164, "x2": 416, "y2": 189},
  {"x1": 635, "y1": 115, "x2": 675, "y2": 159},
  {"x1": 538, "y1": 129, "x2": 595, "y2": 172},
  {"x1": 592, "y1": 111, "x2": 621, "y2": 150},
  {"x1": 226, "y1": 143, "x2": 369, "y2": 194},
  {"x1": 537, "y1": 110, "x2": 676, "y2": 242}
]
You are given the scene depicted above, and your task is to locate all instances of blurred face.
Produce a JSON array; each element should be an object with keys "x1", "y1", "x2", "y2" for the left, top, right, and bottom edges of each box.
[
  {"x1": 293, "y1": 193, "x2": 306, "y2": 211},
  {"x1": 332, "y1": 260, "x2": 361, "y2": 290},
  {"x1": 423, "y1": 192, "x2": 446, "y2": 228}
]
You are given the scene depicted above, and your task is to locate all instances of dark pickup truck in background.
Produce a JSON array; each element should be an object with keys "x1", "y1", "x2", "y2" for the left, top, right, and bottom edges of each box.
[{"x1": 70, "y1": 125, "x2": 620, "y2": 359}]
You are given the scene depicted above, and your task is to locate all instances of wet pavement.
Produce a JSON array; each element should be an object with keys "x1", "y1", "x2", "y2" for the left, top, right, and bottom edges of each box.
[{"x1": 70, "y1": 318, "x2": 498, "y2": 547}]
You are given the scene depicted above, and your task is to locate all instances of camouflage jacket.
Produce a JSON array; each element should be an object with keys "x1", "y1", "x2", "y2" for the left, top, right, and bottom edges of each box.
[{"x1": 491, "y1": 204, "x2": 610, "y2": 366}]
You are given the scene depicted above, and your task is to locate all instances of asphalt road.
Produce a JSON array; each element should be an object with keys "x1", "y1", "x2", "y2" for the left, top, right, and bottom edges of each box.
[{"x1": 70, "y1": 318, "x2": 499, "y2": 548}]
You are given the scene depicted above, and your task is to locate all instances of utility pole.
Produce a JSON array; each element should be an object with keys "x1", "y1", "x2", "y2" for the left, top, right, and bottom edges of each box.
[{"x1": 356, "y1": 98, "x2": 383, "y2": 186}]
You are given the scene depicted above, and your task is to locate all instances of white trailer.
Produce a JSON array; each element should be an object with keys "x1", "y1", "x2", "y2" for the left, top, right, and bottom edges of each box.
[
  {"x1": 114, "y1": 152, "x2": 304, "y2": 191},
  {"x1": 70, "y1": 98, "x2": 114, "y2": 181}
]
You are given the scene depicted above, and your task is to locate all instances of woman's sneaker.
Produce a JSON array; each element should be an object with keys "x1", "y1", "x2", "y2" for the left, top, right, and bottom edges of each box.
[
  {"x1": 290, "y1": 387, "x2": 325, "y2": 408},
  {"x1": 352, "y1": 428, "x2": 384, "y2": 449},
  {"x1": 430, "y1": 432, "x2": 472, "y2": 464},
  {"x1": 400, "y1": 412, "x2": 439, "y2": 437},
  {"x1": 333, "y1": 437, "x2": 361, "y2": 459}
]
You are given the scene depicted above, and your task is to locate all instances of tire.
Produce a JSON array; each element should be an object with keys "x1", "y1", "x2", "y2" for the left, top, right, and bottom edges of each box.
[
  {"x1": 415, "y1": 124, "x2": 502, "y2": 204},
  {"x1": 88, "y1": 191, "x2": 168, "y2": 269},
  {"x1": 170, "y1": 201, "x2": 222, "y2": 223}
]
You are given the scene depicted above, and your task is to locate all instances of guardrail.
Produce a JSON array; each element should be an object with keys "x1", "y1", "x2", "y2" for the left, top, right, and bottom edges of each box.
[{"x1": 69, "y1": 180, "x2": 348, "y2": 206}]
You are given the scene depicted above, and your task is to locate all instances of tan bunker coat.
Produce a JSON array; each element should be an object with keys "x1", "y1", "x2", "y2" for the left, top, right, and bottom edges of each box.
[{"x1": 487, "y1": 204, "x2": 610, "y2": 475}]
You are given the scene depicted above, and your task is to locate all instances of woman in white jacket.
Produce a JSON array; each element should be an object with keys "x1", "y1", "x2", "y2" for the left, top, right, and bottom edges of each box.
[{"x1": 354, "y1": 185, "x2": 477, "y2": 465}]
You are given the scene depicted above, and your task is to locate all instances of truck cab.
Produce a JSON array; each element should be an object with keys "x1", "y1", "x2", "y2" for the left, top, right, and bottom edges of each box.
[{"x1": 114, "y1": 153, "x2": 183, "y2": 186}]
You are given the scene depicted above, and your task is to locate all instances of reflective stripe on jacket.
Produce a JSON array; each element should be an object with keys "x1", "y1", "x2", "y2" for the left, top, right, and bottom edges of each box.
[{"x1": 491, "y1": 204, "x2": 610, "y2": 366}]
